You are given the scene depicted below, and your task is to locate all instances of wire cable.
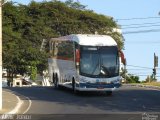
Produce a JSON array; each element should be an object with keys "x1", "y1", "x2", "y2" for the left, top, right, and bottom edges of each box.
[
  {"x1": 121, "y1": 22, "x2": 160, "y2": 27},
  {"x1": 123, "y1": 29, "x2": 160, "y2": 34},
  {"x1": 127, "y1": 69, "x2": 152, "y2": 70},
  {"x1": 121, "y1": 24, "x2": 160, "y2": 29},
  {"x1": 116, "y1": 16, "x2": 160, "y2": 21},
  {"x1": 127, "y1": 65, "x2": 152, "y2": 69}
]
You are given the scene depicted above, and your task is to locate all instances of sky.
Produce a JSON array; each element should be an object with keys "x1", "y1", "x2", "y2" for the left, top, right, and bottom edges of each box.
[{"x1": 11, "y1": 0, "x2": 160, "y2": 81}]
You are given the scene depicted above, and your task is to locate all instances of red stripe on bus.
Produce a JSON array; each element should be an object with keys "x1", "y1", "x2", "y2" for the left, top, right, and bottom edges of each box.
[{"x1": 50, "y1": 56, "x2": 74, "y2": 61}]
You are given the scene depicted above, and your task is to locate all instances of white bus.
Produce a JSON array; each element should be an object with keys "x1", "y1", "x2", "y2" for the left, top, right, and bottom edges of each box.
[{"x1": 48, "y1": 34, "x2": 122, "y2": 94}]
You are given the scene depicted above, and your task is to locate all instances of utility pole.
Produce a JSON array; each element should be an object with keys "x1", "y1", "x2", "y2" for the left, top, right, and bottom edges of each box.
[
  {"x1": 153, "y1": 53, "x2": 158, "y2": 81},
  {"x1": 0, "y1": 0, "x2": 2, "y2": 110},
  {"x1": 124, "y1": 58, "x2": 127, "y2": 83},
  {"x1": 149, "y1": 75, "x2": 150, "y2": 83},
  {"x1": 0, "y1": 0, "x2": 9, "y2": 110}
]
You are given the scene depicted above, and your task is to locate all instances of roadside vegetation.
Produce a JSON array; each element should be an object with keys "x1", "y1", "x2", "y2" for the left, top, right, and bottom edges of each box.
[
  {"x1": 125, "y1": 82, "x2": 160, "y2": 87},
  {"x1": 140, "y1": 76, "x2": 160, "y2": 87},
  {"x1": 121, "y1": 69, "x2": 160, "y2": 87},
  {"x1": 142, "y1": 82, "x2": 160, "y2": 87},
  {"x1": 3, "y1": 0, "x2": 124, "y2": 81}
]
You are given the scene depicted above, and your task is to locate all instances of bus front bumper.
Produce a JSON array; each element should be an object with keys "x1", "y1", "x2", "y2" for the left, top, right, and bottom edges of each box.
[{"x1": 76, "y1": 83, "x2": 121, "y2": 91}]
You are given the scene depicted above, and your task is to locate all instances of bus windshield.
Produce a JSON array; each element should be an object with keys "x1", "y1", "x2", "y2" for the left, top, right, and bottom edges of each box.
[{"x1": 80, "y1": 46, "x2": 119, "y2": 78}]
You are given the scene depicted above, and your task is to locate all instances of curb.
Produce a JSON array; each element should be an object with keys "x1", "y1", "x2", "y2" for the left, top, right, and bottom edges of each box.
[
  {"x1": 0, "y1": 90, "x2": 23, "y2": 119},
  {"x1": 22, "y1": 96, "x2": 32, "y2": 114},
  {"x1": 7, "y1": 94, "x2": 23, "y2": 114},
  {"x1": 3, "y1": 91, "x2": 23, "y2": 114}
]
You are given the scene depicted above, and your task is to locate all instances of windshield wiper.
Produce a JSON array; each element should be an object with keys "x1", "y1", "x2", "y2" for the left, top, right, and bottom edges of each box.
[{"x1": 100, "y1": 65, "x2": 111, "y2": 77}]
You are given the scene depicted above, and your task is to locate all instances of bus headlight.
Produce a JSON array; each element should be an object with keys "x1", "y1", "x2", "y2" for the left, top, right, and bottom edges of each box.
[{"x1": 113, "y1": 79, "x2": 120, "y2": 84}]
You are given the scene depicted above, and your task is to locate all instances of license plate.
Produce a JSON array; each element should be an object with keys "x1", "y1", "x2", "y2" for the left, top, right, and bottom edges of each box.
[
  {"x1": 97, "y1": 87, "x2": 104, "y2": 89},
  {"x1": 99, "y1": 82, "x2": 106, "y2": 84}
]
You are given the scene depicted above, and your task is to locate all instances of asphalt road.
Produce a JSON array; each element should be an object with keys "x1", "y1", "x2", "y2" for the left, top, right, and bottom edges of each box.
[{"x1": 6, "y1": 85, "x2": 160, "y2": 120}]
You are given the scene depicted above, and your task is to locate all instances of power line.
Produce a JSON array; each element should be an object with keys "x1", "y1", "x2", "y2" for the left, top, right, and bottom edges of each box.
[
  {"x1": 131, "y1": 73, "x2": 152, "y2": 75},
  {"x1": 128, "y1": 74, "x2": 150, "y2": 77},
  {"x1": 128, "y1": 73, "x2": 160, "y2": 77},
  {"x1": 127, "y1": 65, "x2": 152, "y2": 69},
  {"x1": 128, "y1": 70, "x2": 153, "y2": 73},
  {"x1": 125, "y1": 40, "x2": 160, "y2": 43},
  {"x1": 121, "y1": 24, "x2": 160, "y2": 29},
  {"x1": 116, "y1": 16, "x2": 160, "y2": 21},
  {"x1": 129, "y1": 73, "x2": 160, "y2": 77},
  {"x1": 137, "y1": 75, "x2": 150, "y2": 76},
  {"x1": 123, "y1": 29, "x2": 160, "y2": 34},
  {"x1": 131, "y1": 71, "x2": 152, "y2": 73},
  {"x1": 125, "y1": 41, "x2": 160, "y2": 44},
  {"x1": 121, "y1": 22, "x2": 160, "y2": 27},
  {"x1": 127, "y1": 69, "x2": 152, "y2": 70}
]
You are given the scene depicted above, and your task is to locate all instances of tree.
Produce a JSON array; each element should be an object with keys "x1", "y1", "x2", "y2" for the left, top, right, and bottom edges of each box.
[
  {"x1": 65, "y1": 0, "x2": 87, "y2": 10},
  {"x1": 2, "y1": 1, "x2": 124, "y2": 81},
  {"x1": 2, "y1": 2, "x2": 48, "y2": 80},
  {"x1": 126, "y1": 74, "x2": 140, "y2": 83},
  {"x1": 145, "y1": 74, "x2": 156, "y2": 83}
]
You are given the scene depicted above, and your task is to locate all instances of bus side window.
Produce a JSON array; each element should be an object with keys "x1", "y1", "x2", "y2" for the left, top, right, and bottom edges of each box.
[{"x1": 57, "y1": 41, "x2": 74, "y2": 60}]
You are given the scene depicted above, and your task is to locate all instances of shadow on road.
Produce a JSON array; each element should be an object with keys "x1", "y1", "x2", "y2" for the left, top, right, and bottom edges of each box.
[{"x1": 4, "y1": 86, "x2": 160, "y2": 113}]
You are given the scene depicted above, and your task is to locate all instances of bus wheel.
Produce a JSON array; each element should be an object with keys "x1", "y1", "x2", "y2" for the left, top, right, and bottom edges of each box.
[
  {"x1": 52, "y1": 73, "x2": 55, "y2": 83},
  {"x1": 72, "y1": 78, "x2": 76, "y2": 93},
  {"x1": 106, "y1": 91, "x2": 112, "y2": 96},
  {"x1": 54, "y1": 74, "x2": 58, "y2": 89}
]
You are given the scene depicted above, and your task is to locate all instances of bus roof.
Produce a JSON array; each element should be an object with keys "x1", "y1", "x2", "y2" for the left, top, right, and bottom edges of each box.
[{"x1": 50, "y1": 34, "x2": 117, "y2": 46}]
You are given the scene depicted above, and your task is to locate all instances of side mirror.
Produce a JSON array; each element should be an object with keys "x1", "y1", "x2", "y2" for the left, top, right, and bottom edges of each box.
[{"x1": 119, "y1": 50, "x2": 126, "y2": 65}]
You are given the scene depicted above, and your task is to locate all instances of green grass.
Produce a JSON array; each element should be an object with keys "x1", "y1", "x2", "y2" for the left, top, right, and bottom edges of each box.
[
  {"x1": 127, "y1": 82, "x2": 160, "y2": 87},
  {"x1": 142, "y1": 82, "x2": 160, "y2": 87}
]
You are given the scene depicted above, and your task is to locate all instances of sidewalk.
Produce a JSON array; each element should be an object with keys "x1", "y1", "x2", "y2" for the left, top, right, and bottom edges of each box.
[{"x1": 0, "y1": 88, "x2": 20, "y2": 114}]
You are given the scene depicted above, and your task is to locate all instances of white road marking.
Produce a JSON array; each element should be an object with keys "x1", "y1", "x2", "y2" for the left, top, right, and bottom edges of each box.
[
  {"x1": 4, "y1": 91, "x2": 23, "y2": 114},
  {"x1": 23, "y1": 96, "x2": 32, "y2": 114},
  {"x1": 2, "y1": 90, "x2": 32, "y2": 114}
]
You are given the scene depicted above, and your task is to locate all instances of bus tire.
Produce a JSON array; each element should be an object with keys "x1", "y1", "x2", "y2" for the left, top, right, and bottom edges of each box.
[
  {"x1": 106, "y1": 91, "x2": 112, "y2": 96},
  {"x1": 72, "y1": 78, "x2": 76, "y2": 93},
  {"x1": 52, "y1": 73, "x2": 55, "y2": 83},
  {"x1": 54, "y1": 74, "x2": 58, "y2": 89}
]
